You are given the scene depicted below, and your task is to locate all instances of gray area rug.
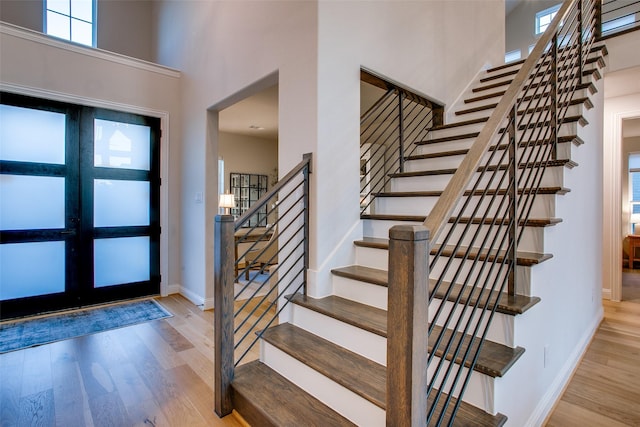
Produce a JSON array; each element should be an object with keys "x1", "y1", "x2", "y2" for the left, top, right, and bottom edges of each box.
[{"x1": 0, "y1": 299, "x2": 172, "y2": 353}]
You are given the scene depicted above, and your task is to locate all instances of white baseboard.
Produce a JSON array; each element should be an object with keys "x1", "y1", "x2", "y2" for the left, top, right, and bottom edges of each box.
[
  {"x1": 167, "y1": 283, "x2": 181, "y2": 295},
  {"x1": 601, "y1": 288, "x2": 612, "y2": 300},
  {"x1": 176, "y1": 286, "x2": 206, "y2": 309},
  {"x1": 203, "y1": 297, "x2": 215, "y2": 310},
  {"x1": 524, "y1": 306, "x2": 604, "y2": 427}
]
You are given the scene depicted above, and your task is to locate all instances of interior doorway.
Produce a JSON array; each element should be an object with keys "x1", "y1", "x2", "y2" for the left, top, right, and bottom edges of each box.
[
  {"x1": 621, "y1": 117, "x2": 640, "y2": 302},
  {"x1": 217, "y1": 84, "x2": 279, "y2": 219}
]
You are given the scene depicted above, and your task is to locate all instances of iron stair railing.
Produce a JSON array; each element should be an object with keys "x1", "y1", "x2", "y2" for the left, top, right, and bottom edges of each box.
[
  {"x1": 360, "y1": 71, "x2": 443, "y2": 215},
  {"x1": 385, "y1": 0, "x2": 599, "y2": 425},
  {"x1": 599, "y1": 0, "x2": 640, "y2": 38},
  {"x1": 213, "y1": 153, "x2": 312, "y2": 417}
]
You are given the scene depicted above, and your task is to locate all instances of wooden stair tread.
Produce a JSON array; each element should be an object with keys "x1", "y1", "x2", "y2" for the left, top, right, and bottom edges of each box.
[
  {"x1": 289, "y1": 293, "x2": 387, "y2": 336},
  {"x1": 407, "y1": 136, "x2": 581, "y2": 161},
  {"x1": 332, "y1": 265, "x2": 541, "y2": 315},
  {"x1": 232, "y1": 360, "x2": 356, "y2": 426},
  {"x1": 261, "y1": 323, "x2": 387, "y2": 408},
  {"x1": 354, "y1": 238, "x2": 553, "y2": 266},
  {"x1": 361, "y1": 213, "x2": 562, "y2": 227},
  {"x1": 486, "y1": 60, "x2": 525, "y2": 73},
  {"x1": 288, "y1": 294, "x2": 524, "y2": 378},
  {"x1": 261, "y1": 324, "x2": 507, "y2": 426},
  {"x1": 391, "y1": 161, "x2": 576, "y2": 178},
  {"x1": 416, "y1": 132, "x2": 480, "y2": 145},
  {"x1": 432, "y1": 117, "x2": 489, "y2": 131},
  {"x1": 374, "y1": 186, "x2": 571, "y2": 198},
  {"x1": 472, "y1": 79, "x2": 513, "y2": 93},
  {"x1": 464, "y1": 90, "x2": 506, "y2": 104}
]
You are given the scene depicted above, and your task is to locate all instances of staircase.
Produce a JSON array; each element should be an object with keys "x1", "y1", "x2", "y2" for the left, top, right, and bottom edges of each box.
[{"x1": 216, "y1": 1, "x2": 606, "y2": 425}]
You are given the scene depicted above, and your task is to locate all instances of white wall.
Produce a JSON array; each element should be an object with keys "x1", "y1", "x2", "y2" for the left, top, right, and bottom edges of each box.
[
  {"x1": 0, "y1": 0, "x2": 156, "y2": 61},
  {"x1": 154, "y1": 0, "x2": 318, "y2": 307},
  {"x1": 506, "y1": 0, "x2": 560, "y2": 59},
  {"x1": 219, "y1": 132, "x2": 278, "y2": 193},
  {"x1": 0, "y1": 23, "x2": 182, "y2": 295},
  {"x1": 311, "y1": 0, "x2": 505, "y2": 295}
]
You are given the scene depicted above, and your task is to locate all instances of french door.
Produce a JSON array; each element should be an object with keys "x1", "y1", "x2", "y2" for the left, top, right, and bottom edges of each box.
[{"x1": 0, "y1": 93, "x2": 160, "y2": 319}]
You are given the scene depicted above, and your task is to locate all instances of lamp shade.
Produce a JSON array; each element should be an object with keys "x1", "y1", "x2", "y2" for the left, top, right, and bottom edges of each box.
[
  {"x1": 631, "y1": 213, "x2": 640, "y2": 224},
  {"x1": 219, "y1": 193, "x2": 235, "y2": 209}
]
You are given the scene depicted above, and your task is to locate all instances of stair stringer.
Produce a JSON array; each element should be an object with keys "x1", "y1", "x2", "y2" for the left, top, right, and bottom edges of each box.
[{"x1": 487, "y1": 67, "x2": 606, "y2": 426}]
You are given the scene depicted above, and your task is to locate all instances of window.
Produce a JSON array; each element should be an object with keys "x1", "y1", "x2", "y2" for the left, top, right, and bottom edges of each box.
[
  {"x1": 44, "y1": 0, "x2": 96, "y2": 47},
  {"x1": 602, "y1": 14, "x2": 635, "y2": 35},
  {"x1": 535, "y1": 4, "x2": 561, "y2": 35},
  {"x1": 629, "y1": 153, "x2": 640, "y2": 232},
  {"x1": 504, "y1": 49, "x2": 521, "y2": 63}
]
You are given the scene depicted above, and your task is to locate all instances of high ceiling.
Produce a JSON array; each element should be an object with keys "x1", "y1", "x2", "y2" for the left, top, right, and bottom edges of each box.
[
  {"x1": 218, "y1": 85, "x2": 279, "y2": 140},
  {"x1": 216, "y1": 1, "x2": 563, "y2": 141}
]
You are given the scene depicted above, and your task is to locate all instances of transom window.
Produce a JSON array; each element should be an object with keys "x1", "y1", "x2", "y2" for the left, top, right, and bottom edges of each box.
[
  {"x1": 44, "y1": 0, "x2": 96, "y2": 47},
  {"x1": 535, "y1": 4, "x2": 561, "y2": 35}
]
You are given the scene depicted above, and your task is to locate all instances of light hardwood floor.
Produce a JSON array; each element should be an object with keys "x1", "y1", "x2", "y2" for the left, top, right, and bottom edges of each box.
[
  {"x1": 2, "y1": 292, "x2": 639, "y2": 426},
  {"x1": 545, "y1": 297, "x2": 640, "y2": 426},
  {"x1": 0, "y1": 295, "x2": 244, "y2": 427}
]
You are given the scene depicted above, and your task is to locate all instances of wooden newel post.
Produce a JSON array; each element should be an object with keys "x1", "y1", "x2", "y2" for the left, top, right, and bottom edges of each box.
[
  {"x1": 214, "y1": 214, "x2": 235, "y2": 417},
  {"x1": 386, "y1": 225, "x2": 430, "y2": 426}
]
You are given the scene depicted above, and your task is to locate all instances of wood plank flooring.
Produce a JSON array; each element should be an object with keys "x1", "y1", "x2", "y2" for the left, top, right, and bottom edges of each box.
[
  {"x1": 545, "y1": 298, "x2": 640, "y2": 426},
  {"x1": 0, "y1": 295, "x2": 243, "y2": 427},
  {"x1": 3, "y1": 292, "x2": 638, "y2": 426}
]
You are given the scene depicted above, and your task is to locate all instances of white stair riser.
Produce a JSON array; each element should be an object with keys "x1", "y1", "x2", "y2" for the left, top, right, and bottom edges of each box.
[
  {"x1": 289, "y1": 306, "x2": 498, "y2": 413},
  {"x1": 332, "y1": 275, "x2": 388, "y2": 311},
  {"x1": 415, "y1": 138, "x2": 475, "y2": 156},
  {"x1": 363, "y1": 217, "x2": 546, "y2": 254},
  {"x1": 373, "y1": 193, "x2": 556, "y2": 220},
  {"x1": 261, "y1": 342, "x2": 386, "y2": 427},
  {"x1": 517, "y1": 104, "x2": 583, "y2": 124},
  {"x1": 428, "y1": 359, "x2": 496, "y2": 414},
  {"x1": 430, "y1": 298, "x2": 515, "y2": 347},
  {"x1": 454, "y1": 109, "x2": 496, "y2": 122},
  {"x1": 390, "y1": 166, "x2": 564, "y2": 192},
  {"x1": 517, "y1": 120, "x2": 581, "y2": 141},
  {"x1": 439, "y1": 223, "x2": 545, "y2": 254},
  {"x1": 332, "y1": 275, "x2": 515, "y2": 347},
  {"x1": 291, "y1": 303, "x2": 387, "y2": 365},
  {"x1": 428, "y1": 122, "x2": 486, "y2": 140},
  {"x1": 354, "y1": 242, "x2": 533, "y2": 298}
]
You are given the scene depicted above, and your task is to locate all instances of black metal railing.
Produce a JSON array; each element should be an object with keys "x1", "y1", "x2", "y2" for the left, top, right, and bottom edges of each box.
[
  {"x1": 360, "y1": 72, "x2": 443, "y2": 214},
  {"x1": 214, "y1": 153, "x2": 311, "y2": 417},
  {"x1": 599, "y1": 0, "x2": 640, "y2": 38},
  {"x1": 386, "y1": 0, "x2": 599, "y2": 424}
]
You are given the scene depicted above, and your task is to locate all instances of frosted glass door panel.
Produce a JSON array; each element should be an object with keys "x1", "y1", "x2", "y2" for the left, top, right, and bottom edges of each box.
[
  {"x1": 94, "y1": 179, "x2": 149, "y2": 227},
  {"x1": 94, "y1": 119, "x2": 150, "y2": 170},
  {"x1": 0, "y1": 104, "x2": 66, "y2": 164},
  {"x1": 0, "y1": 175, "x2": 65, "y2": 230},
  {"x1": 94, "y1": 237, "x2": 150, "y2": 287},
  {"x1": 0, "y1": 241, "x2": 66, "y2": 300}
]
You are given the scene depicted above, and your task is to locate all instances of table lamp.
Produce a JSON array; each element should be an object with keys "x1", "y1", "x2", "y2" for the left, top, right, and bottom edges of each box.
[{"x1": 219, "y1": 193, "x2": 235, "y2": 215}]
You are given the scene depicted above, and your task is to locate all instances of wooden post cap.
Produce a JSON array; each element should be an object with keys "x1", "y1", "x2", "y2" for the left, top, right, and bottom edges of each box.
[{"x1": 389, "y1": 225, "x2": 430, "y2": 242}]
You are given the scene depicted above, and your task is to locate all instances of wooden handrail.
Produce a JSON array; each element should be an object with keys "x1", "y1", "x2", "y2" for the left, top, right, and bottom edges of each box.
[
  {"x1": 234, "y1": 153, "x2": 312, "y2": 230},
  {"x1": 422, "y1": 0, "x2": 576, "y2": 242}
]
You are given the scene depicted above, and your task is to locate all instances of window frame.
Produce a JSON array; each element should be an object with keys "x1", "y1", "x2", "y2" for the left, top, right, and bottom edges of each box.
[
  {"x1": 629, "y1": 153, "x2": 640, "y2": 233},
  {"x1": 43, "y1": 0, "x2": 97, "y2": 48},
  {"x1": 535, "y1": 4, "x2": 561, "y2": 35}
]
